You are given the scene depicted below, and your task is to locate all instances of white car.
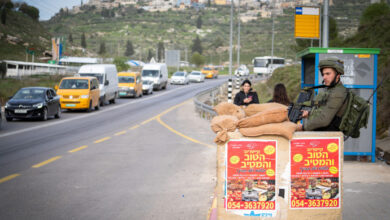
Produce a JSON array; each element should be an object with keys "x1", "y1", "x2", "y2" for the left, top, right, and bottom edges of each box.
[
  {"x1": 142, "y1": 80, "x2": 154, "y2": 95},
  {"x1": 170, "y1": 71, "x2": 189, "y2": 85},
  {"x1": 188, "y1": 71, "x2": 205, "y2": 82},
  {"x1": 234, "y1": 64, "x2": 250, "y2": 76}
]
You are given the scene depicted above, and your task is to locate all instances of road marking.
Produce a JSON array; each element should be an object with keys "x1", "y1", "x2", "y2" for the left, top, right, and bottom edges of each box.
[
  {"x1": 129, "y1": 125, "x2": 140, "y2": 130},
  {"x1": 0, "y1": 79, "x2": 226, "y2": 139},
  {"x1": 114, "y1": 130, "x2": 127, "y2": 136},
  {"x1": 0, "y1": 173, "x2": 21, "y2": 184},
  {"x1": 140, "y1": 117, "x2": 155, "y2": 125},
  {"x1": 32, "y1": 156, "x2": 62, "y2": 168},
  {"x1": 94, "y1": 137, "x2": 111, "y2": 144},
  {"x1": 69, "y1": 145, "x2": 88, "y2": 153},
  {"x1": 156, "y1": 116, "x2": 213, "y2": 148}
]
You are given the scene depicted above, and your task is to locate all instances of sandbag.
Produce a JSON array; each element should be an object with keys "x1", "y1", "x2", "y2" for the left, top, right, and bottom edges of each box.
[
  {"x1": 239, "y1": 121, "x2": 298, "y2": 140},
  {"x1": 211, "y1": 115, "x2": 238, "y2": 133},
  {"x1": 238, "y1": 107, "x2": 288, "y2": 128},
  {"x1": 213, "y1": 102, "x2": 245, "y2": 119},
  {"x1": 244, "y1": 103, "x2": 287, "y2": 117},
  {"x1": 214, "y1": 131, "x2": 229, "y2": 145}
]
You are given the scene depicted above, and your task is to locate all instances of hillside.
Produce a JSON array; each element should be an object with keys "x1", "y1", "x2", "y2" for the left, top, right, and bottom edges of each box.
[
  {"x1": 43, "y1": 1, "x2": 371, "y2": 65},
  {"x1": 0, "y1": 9, "x2": 52, "y2": 61}
]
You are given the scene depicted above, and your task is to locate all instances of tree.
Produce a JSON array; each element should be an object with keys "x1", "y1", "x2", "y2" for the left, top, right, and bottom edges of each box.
[
  {"x1": 212, "y1": 36, "x2": 224, "y2": 48},
  {"x1": 124, "y1": 40, "x2": 134, "y2": 57},
  {"x1": 68, "y1": 33, "x2": 73, "y2": 43},
  {"x1": 0, "y1": 61, "x2": 7, "y2": 79},
  {"x1": 157, "y1": 42, "x2": 164, "y2": 62},
  {"x1": 147, "y1": 49, "x2": 153, "y2": 61},
  {"x1": 190, "y1": 52, "x2": 205, "y2": 67},
  {"x1": 19, "y1": 3, "x2": 39, "y2": 21},
  {"x1": 99, "y1": 41, "x2": 106, "y2": 55},
  {"x1": 81, "y1": 32, "x2": 87, "y2": 48},
  {"x1": 113, "y1": 57, "x2": 130, "y2": 72},
  {"x1": 360, "y1": 2, "x2": 390, "y2": 26},
  {"x1": 191, "y1": 35, "x2": 203, "y2": 55},
  {"x1": 207, "y1": 0, "x2": 211, "y2": 7},
  {"x1": 1, "y1": 8, "x2": 6, "y2": 25},
  {"x1": 196, "y1": 16, "x2": 202, "y2": 29}
]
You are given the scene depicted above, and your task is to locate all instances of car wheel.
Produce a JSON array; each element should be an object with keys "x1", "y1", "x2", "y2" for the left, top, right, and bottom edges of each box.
[
  {"x1": 6, "y1": 117, "x2": 13, "y2": 122},
  {"x1": 41, "y1": 107, "x2": 48, "y2": 121},
  {"x1": 87, "y1": 101, "x2": 93, "y2": 112},
  {"x1": 109, "y1": 98, "x2": 116, "y2": 104},
  {"x1": 100, "y1": 96, "x2": 105, "y2": 106},
  {"x1": 54, "y1": 105, "x2": 61, "y2": 119},
  {"x1": 95, "y1": 101, "x2": 100, "y2": 110}
]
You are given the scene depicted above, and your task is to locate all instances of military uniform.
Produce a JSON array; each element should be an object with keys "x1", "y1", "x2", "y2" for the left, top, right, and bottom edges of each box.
[{"x1": 303, "y1": 82, "x2": 348, "y2": 131}]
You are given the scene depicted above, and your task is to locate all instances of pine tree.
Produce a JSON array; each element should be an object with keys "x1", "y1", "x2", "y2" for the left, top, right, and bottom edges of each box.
[
  {"x1": 147, "y1": 49, "x2": 153, "y2": 61},
  {"x1": 1, "y1": 8, "x2": 6, "y2": 25},
  {"x1": 157, "y1": 42, "x2": 164, "y2": 62},
  {"x1": 99, "y1": 41, "x2": 106, "y2": 55},
  {"x1": 196, "y1": 16, "x2": 202, "y2": 29},
  {"x1": 124, "y1": 40, "x2": 134, "y2": 57},
  {"x1": 191, "y1": 36, "x2": 203, "y2": 55},
  {"x1": 81, "y1": 33, "x2": 87, "y2": 48},
  {"x1": 69, "y1": 33, "x2": 73, "y2": 43}
]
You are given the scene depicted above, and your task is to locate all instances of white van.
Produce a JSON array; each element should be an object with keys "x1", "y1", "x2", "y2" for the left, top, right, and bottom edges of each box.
[
  {"x1": 141, "y1": 63, "x2": 168, "y2": 90},
  {"x1": 78, "y1": 64, "x2": 118, "y2": 106}
]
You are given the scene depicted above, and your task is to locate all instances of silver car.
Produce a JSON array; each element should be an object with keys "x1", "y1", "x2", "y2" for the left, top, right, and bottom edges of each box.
[
  {"x1": 188, "y1": 71, "x2": 205, "y2": 83},
  {"x1": 142, "y1": 80, "x2": 154, "y2": 95}
]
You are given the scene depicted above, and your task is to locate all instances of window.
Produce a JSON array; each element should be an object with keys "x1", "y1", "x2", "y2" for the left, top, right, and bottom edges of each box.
[
  {"x1": 118, "y1": 76, "x2": 135, "y2": 83},
  {"x1": 60, "y1": 79, "x2": 90, "y2": 89}
]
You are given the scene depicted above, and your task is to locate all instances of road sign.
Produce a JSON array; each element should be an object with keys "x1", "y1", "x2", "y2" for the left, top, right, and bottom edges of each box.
[{"x1": 294, "y1": 7, "x2": 320, "y2": 39}]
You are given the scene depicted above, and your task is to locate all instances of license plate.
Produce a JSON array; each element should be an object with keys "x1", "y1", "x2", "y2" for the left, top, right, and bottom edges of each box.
[
  {"x1": 15, "y1": 109, "x2": 27, "y2": 114},
  {"x1": 66, "y1": 104, "x2": 76, "y2": 107},
  {"x1": 119, "y1": 92, "x2": 127, "y2": 96}
]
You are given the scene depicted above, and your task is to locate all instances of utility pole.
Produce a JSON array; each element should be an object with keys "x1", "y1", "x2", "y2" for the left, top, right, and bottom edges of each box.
[
  {"x1": 235, "y1": 0, "x2": 241, "y2": 90},
  {"x1": 323, "y1": 0, "x2": 329, "y2": 47},
  {"x1": 228, "y1": 0, "x2": 234, "y2": 103},
  {"x1": 271, "y1": 14, "x2": 275, "y2": 67}
]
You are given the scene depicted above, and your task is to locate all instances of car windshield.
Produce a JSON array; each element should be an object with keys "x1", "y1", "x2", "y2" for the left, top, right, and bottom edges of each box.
[
  {"x1": 79, "y1": 73, "x2": 103, "y2": 84},
  {"x1": 202, "y1": 67, "x2": 211, "y2": 70},
  {"x1": 60, "y1": 79, "x2": 89, "y2": 89},
  {"x1": 13, "y1": 88, "x2": 45, "y2": 100},
  {"x1": 191, "y1": 72, "x2": 201, "y2": 75},
  {"x1": 119, "y1": 76, "x2": 134, "y2": 83},
  {"x1": 142, "y1": 70, "x2": 159, "y2": 77},
  {"x1": 254, "y1": 59, "x2": 268, "y2": 67},
  {"x1": 173, "y1": 72, "x2": 184, "y2": 76}
]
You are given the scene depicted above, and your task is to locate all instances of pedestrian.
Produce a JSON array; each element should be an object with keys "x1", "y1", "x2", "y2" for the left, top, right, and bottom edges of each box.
[
  {"x1": 268, "y1": 83, "x2": 291, "y2": 106},
  {"x1": 297, "y1": 58, "x2": 348, "y2": 131},
  {"x1": 234, "y1": 79, "x2": 259, "y2": 107}
]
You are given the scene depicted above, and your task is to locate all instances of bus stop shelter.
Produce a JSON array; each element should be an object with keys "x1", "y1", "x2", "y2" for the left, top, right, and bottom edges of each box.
[{"x1": 297, "y1": 47, "x2": 380, "y2": 162}]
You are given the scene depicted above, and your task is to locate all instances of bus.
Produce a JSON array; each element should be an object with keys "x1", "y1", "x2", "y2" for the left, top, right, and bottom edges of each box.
[{"x1": 252, "y1": 56, "x2": 285, "y2": 77}]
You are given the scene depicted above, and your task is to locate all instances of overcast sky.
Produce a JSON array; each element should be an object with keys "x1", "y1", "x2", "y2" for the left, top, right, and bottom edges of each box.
[{"x1": 18, "y1": 0, "x2": 88, "y2": 21}]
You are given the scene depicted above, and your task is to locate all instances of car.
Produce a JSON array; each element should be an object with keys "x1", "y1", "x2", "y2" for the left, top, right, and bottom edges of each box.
[
  {"x1": 201, "y1": 66, "x2": 219, "y2": 79},
  {"x1": 234, "y1": 64, "x2": 250, "y2": 76},
  {"x1": 56, "y1": 77, "x2": 100, "y2": 112},
  {"x1": 4, "y1": 87, "x2": 61, "y2": 121},
  {"x1": 118, "y1": 72, "x2": 143, "y2": 98},
  {"x1": 0, "y1": 108, "x2": 2, "y2": 129},
  {"x1": 142, "y1": 80, "x2": 154, "y2": 95},
  {"x1": 188, "y1": 71, "x2": 205, "y2": 82},
  {"x1": 170, "y1": 71, "x2": 189, "y2": 85},
  {"x1": 142, "y1": 63, "x2": 168, "y2": 90}
]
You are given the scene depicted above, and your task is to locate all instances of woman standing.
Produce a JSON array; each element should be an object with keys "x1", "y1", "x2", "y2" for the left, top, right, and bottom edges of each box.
[
  {"x1": 268, "y1": 83, "x2": 291, "y2": 106},
  {"x1": 234, "y1": 79, "x2": 259, "y2": 107}
]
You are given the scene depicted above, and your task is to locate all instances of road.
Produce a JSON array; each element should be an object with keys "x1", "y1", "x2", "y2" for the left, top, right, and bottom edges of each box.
[{"x1": 0, "y1": 77, "x2": 227, "y2": 220}]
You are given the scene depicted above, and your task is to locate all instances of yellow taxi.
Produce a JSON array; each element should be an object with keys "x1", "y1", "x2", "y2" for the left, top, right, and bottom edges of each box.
[
  {"x1": 201, "y1": 66, "x2": 219, "y2": 79},
  {"x1": 117, "y1": 72, "x2": 143, "y2": 98},
  {"x1": 56, "y1": 77, "x2": 100, "y2": 112}
]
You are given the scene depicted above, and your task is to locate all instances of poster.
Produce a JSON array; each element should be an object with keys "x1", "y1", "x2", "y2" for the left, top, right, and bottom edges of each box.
[
  {"x1": 290, "y1": 138, "x2": 340, "y2": 209},
  {"x1": 226, "y1": 140, "x2": 277, "y2": 217}
]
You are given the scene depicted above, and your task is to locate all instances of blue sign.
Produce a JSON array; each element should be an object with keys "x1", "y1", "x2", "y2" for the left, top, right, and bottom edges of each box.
[{"x1": 295, "y1": 7, "x2": 302, "y2": 15}]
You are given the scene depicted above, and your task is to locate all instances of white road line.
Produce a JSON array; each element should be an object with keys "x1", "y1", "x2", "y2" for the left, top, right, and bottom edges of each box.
[{"x1": 0, "y1": 80, "x2": 225, "y2": 138}]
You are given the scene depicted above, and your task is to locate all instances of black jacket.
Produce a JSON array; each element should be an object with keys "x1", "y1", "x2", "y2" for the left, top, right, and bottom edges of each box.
[{"x1": 234, "y1": 90, "x2": 259, "y2": 106}]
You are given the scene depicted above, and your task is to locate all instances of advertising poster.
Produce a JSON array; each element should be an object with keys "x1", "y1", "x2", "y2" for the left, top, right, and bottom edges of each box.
[
  {"x1": 226, "y1": 140, "x2": 277, "y2": 217},
  {"x1": 290, "y1": 138, "x2": 341, "y2": 209}
]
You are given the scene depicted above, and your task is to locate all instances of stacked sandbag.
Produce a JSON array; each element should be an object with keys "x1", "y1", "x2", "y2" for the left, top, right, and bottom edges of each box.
[
  {"x1": 210, "y1": 115, "x2": 238, "y2": 145},
  {"x1": 238, "y1": 106, "x2": 288, "y2": 128},
  {"x1": 244, "y1": 102, "x2": 288, "y2": 117},
  {"x1": 239, "y1": 121, "x2": 298, "y2": 140},
  {"x1": 213, "y1": 102, "x2": 245, "y2": 119}
]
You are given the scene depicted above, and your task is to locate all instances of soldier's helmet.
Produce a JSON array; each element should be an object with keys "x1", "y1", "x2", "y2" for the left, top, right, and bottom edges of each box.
[{"x1": 319, "y1": 58, "x2": 344, "y2": 75}]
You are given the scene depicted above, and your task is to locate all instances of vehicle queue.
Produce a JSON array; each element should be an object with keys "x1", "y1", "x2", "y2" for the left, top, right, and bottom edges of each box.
[{"x1": 0, "y1": 63, "x2": 218, "y2": 126}]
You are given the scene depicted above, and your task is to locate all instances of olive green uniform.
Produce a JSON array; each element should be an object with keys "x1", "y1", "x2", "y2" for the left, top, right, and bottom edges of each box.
[{"x1": 303, "y1": 82, "x2": 348, "y2": 131}]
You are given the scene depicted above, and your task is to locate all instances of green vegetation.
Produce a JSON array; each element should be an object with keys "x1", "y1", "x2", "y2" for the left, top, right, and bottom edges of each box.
[{"x1": 190, "y1": 52, "x2": 205, "y2": 67}]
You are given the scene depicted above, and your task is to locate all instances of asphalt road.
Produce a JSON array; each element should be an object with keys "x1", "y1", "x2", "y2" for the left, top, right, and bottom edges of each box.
[{"x1": 0, "y1": 76, "x2": 227, "y2": 220}]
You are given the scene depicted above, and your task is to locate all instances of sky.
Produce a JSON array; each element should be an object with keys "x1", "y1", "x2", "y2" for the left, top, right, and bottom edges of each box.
[{"x1": 19, "y1": 0, "x2": 87, "y2": 21}]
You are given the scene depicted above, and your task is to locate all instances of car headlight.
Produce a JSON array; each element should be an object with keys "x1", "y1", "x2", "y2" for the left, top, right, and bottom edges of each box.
[
  {"x1": 5, "y1": 102, "x2": 10, "y2": 108},
  {"x1": 33, "y1": 103, "x2": 43, "y2": 109},
  {"x1": 81, "y1": 95, "x2": 89, "y2": 99}
]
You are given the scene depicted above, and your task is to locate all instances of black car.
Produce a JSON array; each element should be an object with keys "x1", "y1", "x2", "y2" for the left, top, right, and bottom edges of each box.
[{"x1": 4, "y1": 87, "x2": 61, "y2": 121}]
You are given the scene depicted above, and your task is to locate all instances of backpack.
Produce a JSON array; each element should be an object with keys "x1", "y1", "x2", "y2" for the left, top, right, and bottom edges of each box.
[{"x1": 338, "y1": 91, "x2": 370, "y2": 139}]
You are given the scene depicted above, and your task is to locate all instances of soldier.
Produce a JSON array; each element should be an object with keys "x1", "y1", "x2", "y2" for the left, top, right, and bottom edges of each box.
[{"x1": 297, "y1": 58, "x2": 348, "y2": 131}]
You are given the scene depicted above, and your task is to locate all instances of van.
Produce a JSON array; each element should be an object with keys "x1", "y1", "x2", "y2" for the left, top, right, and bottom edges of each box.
[
  {"x1": 56, "y1": 77, "x2": 100, "y2": 112},
  {"x1": 117, "y1": 72, "x2": 143, "y2": 98},
  {"x1": 78, "y1": 64, "x2": 118, "y2": 106},
  {"x1": 201, "y1": 66, "x2": 219, "y2": 79},
  {"x1": 141, "y1": 63, "x2": 168, "y2": 90}
]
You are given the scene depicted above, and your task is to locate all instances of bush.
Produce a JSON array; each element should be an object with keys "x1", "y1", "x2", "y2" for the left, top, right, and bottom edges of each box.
[
  {"x1": 113, "y1": 57, "x2": 130, "y2": 72},
  {"x1": 190, "y1": 52, "x2": 205, "y2": 67}
]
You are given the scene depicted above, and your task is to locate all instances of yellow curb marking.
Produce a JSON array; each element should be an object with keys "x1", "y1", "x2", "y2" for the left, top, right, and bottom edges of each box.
[
  {"x1": 129, "y1": 125, "x2": 140, "y2": 130},
  {"x1": 114, "y1": 130, "x2": 127, "y2": 136},
  {"x1": 32, "y1": 156, "x2": 62, "y2": 168},
  {"x1": 69, "y1": 145, "x2": 88, "y2": 153},
  {"x1": 141, "y1": 117, "x2": 155, "y2": 125},
  {"x1": 94, "y1": 137, "x2": 111, "y2": 144},
  {"x1": 0, "y1": 173, "x2": 21, "y2": 184}
]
